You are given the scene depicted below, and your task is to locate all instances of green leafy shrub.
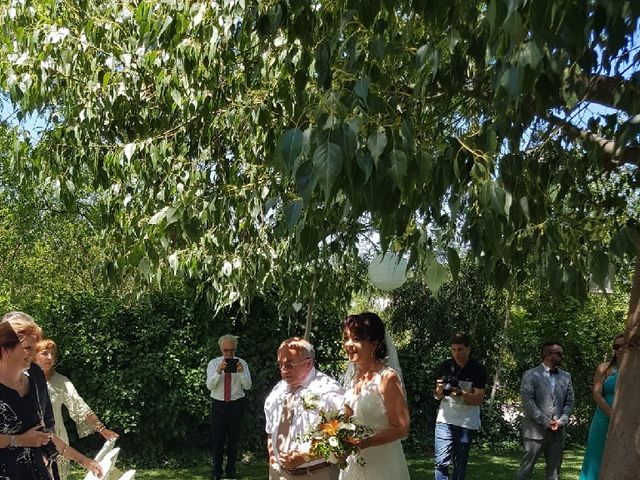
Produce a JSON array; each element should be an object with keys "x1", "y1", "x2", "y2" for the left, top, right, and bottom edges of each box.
[{"x1": 34, "y1": 285, "x2": 347, "y2": 465}]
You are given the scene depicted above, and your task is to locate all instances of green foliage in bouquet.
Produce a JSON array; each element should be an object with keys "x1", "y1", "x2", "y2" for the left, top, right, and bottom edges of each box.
[{"x1": 302, "y1": 409, "x2": 373, "y2": 469}]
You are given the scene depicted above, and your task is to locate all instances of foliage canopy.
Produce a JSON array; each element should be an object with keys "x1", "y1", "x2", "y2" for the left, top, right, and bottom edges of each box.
[{"x1": 1, "y1": 0, "x2": 638, "y2": 308}]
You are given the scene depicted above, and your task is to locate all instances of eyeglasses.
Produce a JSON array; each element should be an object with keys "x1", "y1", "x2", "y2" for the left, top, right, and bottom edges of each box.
[
  {"x1": 275, "y1": 359, "x2": 309, "y2": 370},
  {"x1": 612, "y1": 344, "x2": 624, "y2": 351}
]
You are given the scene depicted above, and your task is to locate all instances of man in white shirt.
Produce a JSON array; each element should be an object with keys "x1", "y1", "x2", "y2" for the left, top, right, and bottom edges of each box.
[
  {"x1": 206, "y1": 334, "x2": 252, "y2": 480},
  {"x1": 264, "y1": 337, "x2": 344, "y2": 480}
]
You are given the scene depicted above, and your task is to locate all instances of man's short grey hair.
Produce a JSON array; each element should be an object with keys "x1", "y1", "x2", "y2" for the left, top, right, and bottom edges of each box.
[
  {"x1": 218, "y1": 334, "x2": 238, "y2": 348},
  {"x1": 1, "y1": 311, "x2": 35, "y2": 323},
  {"x1": 278, "y1": 337, "x2": 315, "y2": 361}
]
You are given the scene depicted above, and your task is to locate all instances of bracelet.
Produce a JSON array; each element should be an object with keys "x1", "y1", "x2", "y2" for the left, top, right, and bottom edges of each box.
[
  {"x1": 9, "y1": 435, "x2": 18, "y2": 449},
  {"x1": 61, "y1": 445, "x2": 68, "y2": 456},
  {"x1": 97, "y1": 425, "x2": 106, "y2": 433}
]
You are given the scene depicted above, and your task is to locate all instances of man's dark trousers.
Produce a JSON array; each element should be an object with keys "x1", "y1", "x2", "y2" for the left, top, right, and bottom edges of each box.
[{"x1": 211, "y1": 398, "x2": 244, "y2": 480}]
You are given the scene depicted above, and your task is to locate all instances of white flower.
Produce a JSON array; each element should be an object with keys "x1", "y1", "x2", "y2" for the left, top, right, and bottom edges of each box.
[
  {"x1": 302, "y1": 393, "x2": 320, "y2": 410},
  {"x1": 328, "y1": 436, "x2": 339, "y2": 447}
]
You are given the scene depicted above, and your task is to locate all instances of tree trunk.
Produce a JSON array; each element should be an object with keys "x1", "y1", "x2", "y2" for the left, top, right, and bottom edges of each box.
[
  {"x1": 489, "y1": 288, "x2": 513, "y2": 407},
  {"x1": 599, "y1": 255, "x2": 640, "y2": 480},
  {"x1": 303, "y1": 274, "x2": 317, "y2": 341}
]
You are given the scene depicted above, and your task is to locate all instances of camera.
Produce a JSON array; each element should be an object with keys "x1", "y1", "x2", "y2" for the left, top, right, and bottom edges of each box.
[
  {"x1": 39, "y1": 427, "x2": 59, "y2": 461},
  {"x1": 442, "y1": 375, "x2": 459, "y2": 397},
  {"x1": 224, "y1": 358, "x2": 239, "y2": 373}
]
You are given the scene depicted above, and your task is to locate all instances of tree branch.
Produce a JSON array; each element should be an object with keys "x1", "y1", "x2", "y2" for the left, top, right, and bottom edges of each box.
[
  {"x1": 546, "y1": 114, "x2": 640, "y2": 168},
  {"x1": 576, "y1": 74, "x2": 640, "y2": 113}
]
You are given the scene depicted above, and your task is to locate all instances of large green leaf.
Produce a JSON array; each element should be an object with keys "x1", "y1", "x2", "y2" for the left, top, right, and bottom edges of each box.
[
  {"x1": 312, "y1": 141, "x2": 343, "y2": 202},
  {"x1": 354, "y1": 76, "x2": 370, "y2": 107},
  {"x1": 447, "y1": 247, "x2": 460, "y2": 280},
  {"x1": 295, "y1": 161, "x2": 317, "y2": 203},
  {"x1": 424, "y1": 258, "x2": 450, "y2": 296},
  {"x1": 279, "y1": 128, "x2": 304, "y2": 172},
  {"x1": 283, "y1": 200, "x2": 303, "y2": 232},
  {"x1": 589, "y1": 250, "x2": 610, "y2": 291},
  {"x1": 356, "y1": 151, "x2": 373, "y2": 182},
  {"x1": 490, "y1": 185, "x2": 512, "y2": 217},
  {"x1": 367, "y1": 131, "x2": 387, "y2": 164},
  {"x1": 388, "y1": 149, "x2": 408, "y2": 189}
]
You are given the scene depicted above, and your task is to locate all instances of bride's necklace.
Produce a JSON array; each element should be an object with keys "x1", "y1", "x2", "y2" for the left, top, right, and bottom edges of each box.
[
  {"x1": 0, "y1": 370, "x2": 25, "y2": 391},
  {"x1": 356, "y1": 360, "x2": 382, "y2": 382}
]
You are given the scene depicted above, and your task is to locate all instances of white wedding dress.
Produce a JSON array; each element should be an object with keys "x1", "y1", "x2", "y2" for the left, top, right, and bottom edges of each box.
[{"x1": 339, "y1": 367, "x2": 410, "y2": 480}]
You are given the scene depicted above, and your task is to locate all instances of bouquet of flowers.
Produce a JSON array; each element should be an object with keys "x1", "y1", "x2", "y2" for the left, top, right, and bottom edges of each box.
[{"x1": 301, "y1": 407, "x2": 373, "y2": 469}]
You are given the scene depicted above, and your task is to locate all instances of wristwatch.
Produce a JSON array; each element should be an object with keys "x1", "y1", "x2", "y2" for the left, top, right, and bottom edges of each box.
[{"x1": 9, "y1": 435, "x2": 18, "y2": 449}]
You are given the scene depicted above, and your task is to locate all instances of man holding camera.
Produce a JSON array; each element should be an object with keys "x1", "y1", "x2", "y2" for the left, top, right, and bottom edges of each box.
[
  {"x1": 206, "y1": 334, "x2": 252, "y2": 480},
  {"x1": 433, "y1": 334, "x2": 487, "y2": 480}
]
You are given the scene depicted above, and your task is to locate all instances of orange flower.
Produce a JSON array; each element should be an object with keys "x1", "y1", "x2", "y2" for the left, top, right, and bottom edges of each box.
[{"x1": 320, "y1": 419, "x2": 340, "y2": 436}]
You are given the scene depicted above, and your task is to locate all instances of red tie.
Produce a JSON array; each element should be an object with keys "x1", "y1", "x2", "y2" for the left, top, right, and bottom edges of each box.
[{"x1": 224, "y1": 372, "x2": 232, "y2": 402}]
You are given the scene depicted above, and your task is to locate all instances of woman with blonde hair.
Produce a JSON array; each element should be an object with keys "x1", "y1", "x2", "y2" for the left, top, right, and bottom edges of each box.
[
  {"x1": 35, "y1": 338, "x2": 118, "y2": 479},
  {"x1": 0, "y1": 311, "x2": 102, "y2": 479}
]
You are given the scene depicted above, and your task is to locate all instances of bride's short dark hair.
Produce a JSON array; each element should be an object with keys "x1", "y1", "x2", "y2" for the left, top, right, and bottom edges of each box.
[{"x1": 342, "y1": 312, "x2": 387, "y2": 360}]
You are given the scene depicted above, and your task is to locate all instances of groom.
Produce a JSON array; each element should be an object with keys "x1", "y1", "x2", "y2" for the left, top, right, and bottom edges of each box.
[
  {"x1": 264, "y1": 337, "x2": 344, "y2": 480},
  {"x1": 517, "y1": 341, "x2": 574, "y2": 480}
]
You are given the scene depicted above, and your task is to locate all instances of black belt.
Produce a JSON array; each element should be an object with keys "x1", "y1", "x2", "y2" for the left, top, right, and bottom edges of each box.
[{"x1": 283, "y1": 462, "x2": 331, "y2": 476}]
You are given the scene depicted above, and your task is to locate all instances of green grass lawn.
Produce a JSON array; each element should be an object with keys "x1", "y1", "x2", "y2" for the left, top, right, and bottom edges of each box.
[{"x1": 70, "y1": 448, "x2": 585, "y2": 479}]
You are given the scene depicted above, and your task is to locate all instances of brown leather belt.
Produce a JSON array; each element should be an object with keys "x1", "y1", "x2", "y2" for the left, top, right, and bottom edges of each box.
[{"x1": 283, "y1": 462, "x2": 331, "y2": 476}]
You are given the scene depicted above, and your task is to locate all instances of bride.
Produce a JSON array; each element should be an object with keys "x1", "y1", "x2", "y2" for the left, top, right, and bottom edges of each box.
[{"x1": 339, "y1": 312, "x2": 410, "y2": 480}]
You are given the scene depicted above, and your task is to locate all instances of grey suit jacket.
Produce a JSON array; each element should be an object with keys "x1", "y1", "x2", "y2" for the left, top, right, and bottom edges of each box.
[{"x1": 519, "y1": 364, "x2": 575, "y2": 440}]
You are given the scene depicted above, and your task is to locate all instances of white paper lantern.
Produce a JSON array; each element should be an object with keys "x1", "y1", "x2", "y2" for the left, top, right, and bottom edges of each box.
[{"x1": 368, "y1": 253, "x2": 408, "y2": 291}]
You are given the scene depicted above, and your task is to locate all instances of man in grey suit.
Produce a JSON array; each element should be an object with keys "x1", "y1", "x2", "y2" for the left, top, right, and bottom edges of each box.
[{"x1": 517, "y1": 341, "x2": 574, "y2": 480}]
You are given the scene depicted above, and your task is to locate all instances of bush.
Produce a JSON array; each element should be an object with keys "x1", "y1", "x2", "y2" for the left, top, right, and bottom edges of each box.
[
  {"x1": 385, "y1": 265, "x2": 627, "y2": 449},
  {"x1": 386, "y1": 265, "x2": 506, "y2": 451},
  {"x1": 36, "y1": 286, "x2": 346, "y2": 465},
  {"x1": 28, "y1": 266, "x2": 628, "y2": 462}
]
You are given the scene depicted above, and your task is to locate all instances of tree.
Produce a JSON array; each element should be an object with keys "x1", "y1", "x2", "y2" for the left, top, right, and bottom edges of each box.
[
  {"x1": 0, "y1": 122, "x2": 103, "y2": 313},
  {"x1": 1, "y1": 1, "x2": 639, "y2": 476}
]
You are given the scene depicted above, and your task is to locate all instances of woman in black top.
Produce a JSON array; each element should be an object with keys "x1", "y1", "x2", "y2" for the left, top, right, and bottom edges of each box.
[
  {"x1": 0, "y1": 317, "x2": 53, "y2": 479},
  {"x1": 0, "y1": 313, "x2": 103, "y2": 479}
]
